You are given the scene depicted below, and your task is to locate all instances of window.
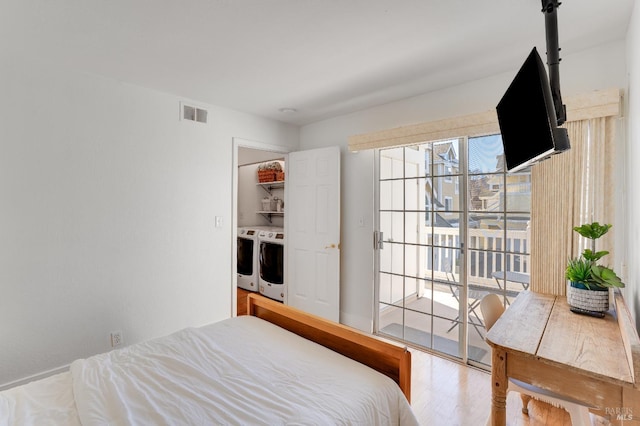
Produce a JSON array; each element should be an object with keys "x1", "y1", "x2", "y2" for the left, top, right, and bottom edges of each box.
[{"x1": 444, "y1": 196, "x2": 453, "y2": 211}]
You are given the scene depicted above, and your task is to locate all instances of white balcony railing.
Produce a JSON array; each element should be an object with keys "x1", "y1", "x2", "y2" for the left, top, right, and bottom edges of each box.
[
  {"x1": 427, "y1": 226, "x2": 529, "y2": 286},
  {"x1": 378, "y1": 226, "x2": 530, "y2": 306}
]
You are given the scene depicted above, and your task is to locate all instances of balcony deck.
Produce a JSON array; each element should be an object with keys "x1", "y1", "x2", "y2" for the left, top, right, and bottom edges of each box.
[{"x1": 378, "y1": 282, "x2": 525, "y2": 366}]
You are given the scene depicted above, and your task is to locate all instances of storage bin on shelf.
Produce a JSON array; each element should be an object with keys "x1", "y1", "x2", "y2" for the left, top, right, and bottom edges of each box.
[
  {"x1": 258, "y1": 170, "x2": 276, "y2": 183},
  {"x1": 257, "y1": 161, "x2": 283, "y2": 183},
  {"x1": 261, "y1": 197, "x2": 272, "y2": 211}
]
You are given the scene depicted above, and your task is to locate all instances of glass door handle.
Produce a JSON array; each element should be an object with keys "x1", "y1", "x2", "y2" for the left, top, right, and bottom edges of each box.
[{"x1": 374, "y1": 231, "x2": 384, "y2": 249}]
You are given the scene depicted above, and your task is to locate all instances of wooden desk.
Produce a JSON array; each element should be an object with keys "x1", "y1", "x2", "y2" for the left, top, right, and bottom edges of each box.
[{"x1": 486, "y1": 291, "x2": 640, "y2": 425}]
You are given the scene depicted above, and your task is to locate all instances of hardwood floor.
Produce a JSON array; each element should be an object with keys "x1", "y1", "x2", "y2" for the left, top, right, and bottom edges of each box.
[
  {"x1": 410, "y1": 348, "x2": 609, "y2": 426},
  {"x1": 236, "y1": 287, "x2": 608, "y2": 425}
]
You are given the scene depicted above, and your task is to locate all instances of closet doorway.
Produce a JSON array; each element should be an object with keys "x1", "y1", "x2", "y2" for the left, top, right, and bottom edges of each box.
[
  {"x1": 232, "y1": 139, "x2": 341, "y2": 322},
  {"x1": 232, "y1": 138, "x2": 289, "y2": 317}
]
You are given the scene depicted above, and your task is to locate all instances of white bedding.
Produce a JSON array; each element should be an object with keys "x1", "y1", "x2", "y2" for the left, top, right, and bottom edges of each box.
[
  {"x1": 0, "y1": 371, "x2": 81, "y2": 426},
  {"x1": 2, "y1": 315, "x2": 418, "y2": 425}
]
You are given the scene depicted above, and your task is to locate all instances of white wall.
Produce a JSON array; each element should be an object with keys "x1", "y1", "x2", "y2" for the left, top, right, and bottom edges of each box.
[
  {"x1": 0, "y1": 54, "x2": 298, "y2": 386},
  {"x1": 300, "y1": 40, "x2": 632, "y2": 332},
  {"x1": 625, "y1": 1, "x2": 639, "y2": 330}
]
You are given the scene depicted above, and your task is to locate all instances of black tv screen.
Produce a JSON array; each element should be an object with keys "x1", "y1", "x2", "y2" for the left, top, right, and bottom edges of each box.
[{"x1": 497, "y1": 47, "x2": 569, "y2": 172}]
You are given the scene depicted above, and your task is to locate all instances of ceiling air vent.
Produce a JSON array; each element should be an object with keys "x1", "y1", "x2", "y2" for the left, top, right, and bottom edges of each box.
[{"x1": 180, "y1": 102, "x2": 208, "y2": 124}]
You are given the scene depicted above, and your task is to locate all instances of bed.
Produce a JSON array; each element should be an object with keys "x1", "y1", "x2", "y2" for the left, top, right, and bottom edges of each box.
[{"x1": 1, "y1": 294, "x2": 418, "y2": 425}]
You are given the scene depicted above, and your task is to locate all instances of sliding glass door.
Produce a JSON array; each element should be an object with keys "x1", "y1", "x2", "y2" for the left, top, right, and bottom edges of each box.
[{"x1": 375, "y1": 135, "x2": 531, "y2": 367}]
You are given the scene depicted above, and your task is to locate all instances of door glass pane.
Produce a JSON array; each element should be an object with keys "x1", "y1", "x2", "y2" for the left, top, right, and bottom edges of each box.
[
  {"x1": 413, "y1": 278, "x2": 433, "y2": 315},
  {"x1": 380, "y1": 180, "x2": 404, "y2": 210},
  {"x1": 379, "y1": 211, "x2": 404, "y2": 243},
  {"x1": 405, "y1": 178, "x2": 424, "y2": 210},
  {"x1": 378, "y1": 303, "x2": 404, "y2": 334},
  {"x1": 468, "y1": 173, "x2": 503, "y2": 213},
  {"x1": 432, "y1": 139, "x2": 460, "y2": 176},
  {"x1": 432, "y1": 175, "x2": 461, "y2": 211},
  {"x1": 403, "y1": 310, "x2": 433, "y2": 349},
  {"x1": 404, "y1": 244, "x2": 426, "y2": 279},
  {"x1": 379, "y1": 272, "x2": 405, "y2": 307},
  {"x1": 506, "y1": 172, "x2": 532, "y2": 212},
  {"x1": 379, "y1": 241, "x2": 403, "y2": 276},
  {"x1": 404, "y1": 146, "x2": 427, "y2": 178},
  {"x1": 468, "y1": 135, "x2": 502, "y2": 174},
  {"x1": 430, "y1": 218, "x2": 462, "y2": 249},
  {"x1": 380, "y1": 309, "x2": 434, "y2": 349},
  {"x1": 380, "y1": 147, "x2": 404, "y2": 180},
  {"x1": 405, "y1": 212, "x2": 426, "y2": 245}
]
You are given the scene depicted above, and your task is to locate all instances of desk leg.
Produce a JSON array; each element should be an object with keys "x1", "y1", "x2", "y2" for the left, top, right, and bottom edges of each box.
[
  {"x1": 619, "y1": 387, "x2": 640, "y2": 425},
  {"x1": 491, "y1": 348, "x2": 507, "y2": 426}
]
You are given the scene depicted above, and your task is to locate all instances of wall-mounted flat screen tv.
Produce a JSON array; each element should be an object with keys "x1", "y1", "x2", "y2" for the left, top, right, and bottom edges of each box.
[{"x1": 496, "y1": 47, "x2": 570, "y2": 173}]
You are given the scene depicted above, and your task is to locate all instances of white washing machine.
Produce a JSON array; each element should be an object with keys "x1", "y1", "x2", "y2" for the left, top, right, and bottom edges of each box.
[
  {"x1": 258, "y1": 228, "x2": 285, "y2": 302},
  {"x1": 237, "y1": 227, "x2": 259, "y2": 291}
]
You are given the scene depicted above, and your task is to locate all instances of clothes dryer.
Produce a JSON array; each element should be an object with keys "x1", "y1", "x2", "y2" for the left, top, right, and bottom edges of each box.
[
  {"x1": 258, "y1": 228, "x2": 285, "y2": 302},
  {"x1": 237, "y1": 227, "x2": 259, "y2": 292}
]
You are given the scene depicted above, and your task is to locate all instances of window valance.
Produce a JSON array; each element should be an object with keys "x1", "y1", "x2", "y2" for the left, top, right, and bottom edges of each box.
[{"x1": 348, "y1": 88, "x2": 621, "y2": 152}]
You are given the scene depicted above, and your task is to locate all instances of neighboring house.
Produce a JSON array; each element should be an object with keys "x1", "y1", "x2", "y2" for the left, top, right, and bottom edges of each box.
[
  {"x1": 474, "y1": 154, "x2": 531, "y2": 231},
  {"x1": 428, "y1": 141, "x2": 460, "y2": 210}
]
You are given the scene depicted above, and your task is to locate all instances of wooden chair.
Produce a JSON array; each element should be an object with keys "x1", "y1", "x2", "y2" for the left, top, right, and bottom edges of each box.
[{"x1": 480, "y1": 293, "x2": 592, "y2": 426}]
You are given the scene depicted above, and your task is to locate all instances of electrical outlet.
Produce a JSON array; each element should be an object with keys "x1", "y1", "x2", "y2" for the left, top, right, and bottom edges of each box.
[{"x1": 110, "y1": 331, "x2": 123, "y2": 348}]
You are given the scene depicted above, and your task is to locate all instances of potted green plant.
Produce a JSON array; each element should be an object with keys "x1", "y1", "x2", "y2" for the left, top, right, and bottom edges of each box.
[{"x1": 565, "y1": 222, "x2": 624, "y2": 313}]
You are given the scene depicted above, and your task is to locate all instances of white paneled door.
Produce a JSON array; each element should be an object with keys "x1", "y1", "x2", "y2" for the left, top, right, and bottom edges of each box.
[{"x1": 287, "y1": 146, "x2": 340, "y2": 322}]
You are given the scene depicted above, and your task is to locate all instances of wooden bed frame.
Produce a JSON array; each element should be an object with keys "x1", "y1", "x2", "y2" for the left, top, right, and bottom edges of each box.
[{"x1": 247, "y1": 293, "x2": 412, "y2": 402}]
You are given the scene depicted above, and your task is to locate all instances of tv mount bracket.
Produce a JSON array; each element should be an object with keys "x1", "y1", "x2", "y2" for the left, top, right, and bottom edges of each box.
[{"x1": 541, "y1": 0, "x2": 567, "y2": 125}]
